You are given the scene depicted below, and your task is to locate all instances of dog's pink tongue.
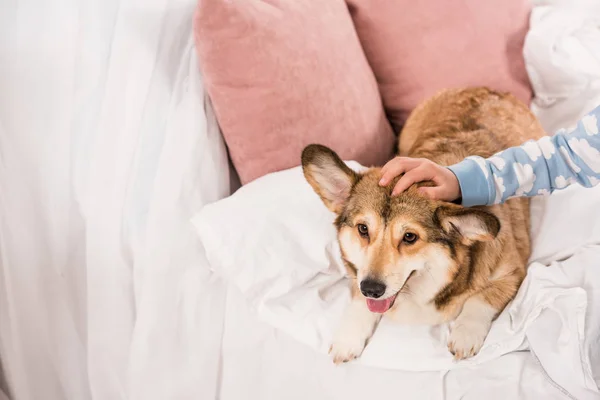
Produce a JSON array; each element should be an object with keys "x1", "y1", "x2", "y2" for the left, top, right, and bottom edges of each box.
[{"x1": 366, "y1": 295, "x2": 396, "y2": 313}]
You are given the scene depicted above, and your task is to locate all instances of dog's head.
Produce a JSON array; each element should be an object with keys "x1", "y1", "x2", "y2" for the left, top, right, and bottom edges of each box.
[{"x1": 302, "y1": 144, "x2": 500, "y2": 313}]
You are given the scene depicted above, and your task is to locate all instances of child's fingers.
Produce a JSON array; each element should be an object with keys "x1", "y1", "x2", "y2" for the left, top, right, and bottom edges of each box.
[
  {"x1": 391, "y1": 166, "x2": 432, "y2": 195},
  {"x1": 379, "y1": 159, "x2": 402, "y2": 181},
  {"x1": 379, "y1": 158, "x2": 421, "y2": 185}
]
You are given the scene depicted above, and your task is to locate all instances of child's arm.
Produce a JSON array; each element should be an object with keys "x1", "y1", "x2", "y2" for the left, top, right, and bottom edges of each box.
[
  {"x1": 449, "y1": 105, "x2": 600, "y2": 206},
  {"x1": 379, "y1": 105, "x2": 600, "y2": 206}
]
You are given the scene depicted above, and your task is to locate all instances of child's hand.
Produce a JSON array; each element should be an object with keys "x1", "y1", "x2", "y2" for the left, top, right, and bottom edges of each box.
[{"x1": 378, "y1": 157, "x2": 461, "y2": 201}]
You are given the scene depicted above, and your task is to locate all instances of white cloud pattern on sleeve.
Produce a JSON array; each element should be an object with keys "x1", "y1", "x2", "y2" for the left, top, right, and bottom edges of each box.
[
  {"x1": 558, "y1": 146, "x2": 582, "y2": 173},
  {"x1": 538, "y1": 136, "x2": 556, "y2": 159},
  {"x1": 581, "y1": 114, "x2": 598, "y2": 135},
  {"x1": 488, "y1": 156, "x2": 506, "y2": 170},
  {"x1": 513, "y1": 163, "x2": 535, "y2": 196},
  {"x1": 555, "y1": 175, "x2": 576, "y2": 189},
  {"x1": 522, "y1": 141, "x2": 542, "y2": 161},
  {"x1": 567, "y1": 138, "x2": 600, "y2": 173},
  {"x1": 467, "y1": 156, "x2": 489, "y2": 178},
  {"x1": 493, "y1": 176, "x2": 505, "y2": 204}
]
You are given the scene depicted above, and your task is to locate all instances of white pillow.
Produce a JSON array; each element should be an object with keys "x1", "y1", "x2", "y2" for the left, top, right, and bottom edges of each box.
[{"x1": 192, "y1": 161, "x2": 600, "y2": 371}]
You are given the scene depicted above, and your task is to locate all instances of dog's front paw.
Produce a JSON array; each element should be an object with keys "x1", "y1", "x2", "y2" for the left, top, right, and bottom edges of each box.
[
  {"x1": 447, "y1": 319, "x2": 490, "y2": 361},
  {"x1": 328, "y1": 336, "x2": 366, "y2": 365}
]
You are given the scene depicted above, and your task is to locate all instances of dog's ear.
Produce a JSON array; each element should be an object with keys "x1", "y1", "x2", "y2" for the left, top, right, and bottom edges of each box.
[
  {"x1": 435, "y1": 205, "x2": 500, "y2": 245},
  {"x1": 301, "y1": 144, "x2": 358, "y2": 214}
]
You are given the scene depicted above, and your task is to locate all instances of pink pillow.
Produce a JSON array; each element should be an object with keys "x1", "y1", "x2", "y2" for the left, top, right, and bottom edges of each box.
[
  {"x1": 194, "y1": 0, "x2": 395, "y2": 184},
  {"x1": 347, "y1": 0, "x2": 533, "y2": 129}
]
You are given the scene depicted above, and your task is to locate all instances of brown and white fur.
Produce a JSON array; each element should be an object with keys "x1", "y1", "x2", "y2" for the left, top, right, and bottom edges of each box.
[{"x1": 301, "y1": 87, "x2": 546, "y2": 364}]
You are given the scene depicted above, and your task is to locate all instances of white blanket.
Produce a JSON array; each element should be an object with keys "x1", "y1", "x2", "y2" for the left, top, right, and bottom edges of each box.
[
  {"x1": 525, "y1": 1, "x2": 600, "y2": 134},
  {"x1": 524, "y1": 5, "x2": 600, "y2": 396},
  {"x1": 0, "y1": 0, "x2": 231, "y2": 399}
]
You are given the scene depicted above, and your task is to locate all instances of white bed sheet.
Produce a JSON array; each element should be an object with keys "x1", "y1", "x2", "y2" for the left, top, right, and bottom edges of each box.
[
  {"x1": 0, "y1": 0, "x2": 231, "y2": 399},
  {"x1": 216, "y1": 285, "x2": 569, "y2": 400}
]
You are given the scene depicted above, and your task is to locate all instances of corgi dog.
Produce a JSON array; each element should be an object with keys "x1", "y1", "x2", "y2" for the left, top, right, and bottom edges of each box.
[{"x1": 301, "y1": 87, "x2": 546, "y2": 364}]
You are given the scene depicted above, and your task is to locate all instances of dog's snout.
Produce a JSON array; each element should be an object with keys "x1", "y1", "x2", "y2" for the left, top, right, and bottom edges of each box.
[{"x1": 360, "y1": 279, "x2": 386, "y2": 298}]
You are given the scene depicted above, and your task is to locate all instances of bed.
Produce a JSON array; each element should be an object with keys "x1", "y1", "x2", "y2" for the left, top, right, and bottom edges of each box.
[{"x1": 0, "y1": 0, "x2": 599, "y2": 399}]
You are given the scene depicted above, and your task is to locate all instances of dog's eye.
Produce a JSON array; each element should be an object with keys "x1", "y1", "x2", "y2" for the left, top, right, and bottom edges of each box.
[
  {"x1": 357, "y1": 224, "x2": 369, "y2": 238},
  {"x1": 403, "y1": 232, "x2": 418, "y2": 244}
]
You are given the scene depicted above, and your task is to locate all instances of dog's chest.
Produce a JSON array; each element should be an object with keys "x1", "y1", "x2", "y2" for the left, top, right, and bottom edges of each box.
[
  {"x1": 386, "y1": 268, "x2": 458, "y2": 325},
  {"x1": 387, "y1": 296, "x2": 450, "y2": 325}
]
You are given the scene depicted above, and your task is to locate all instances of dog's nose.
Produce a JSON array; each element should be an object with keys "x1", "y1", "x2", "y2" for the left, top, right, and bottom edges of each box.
[{"x1": 360, "y1": 279, "x2": 386, "y2": 298}]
